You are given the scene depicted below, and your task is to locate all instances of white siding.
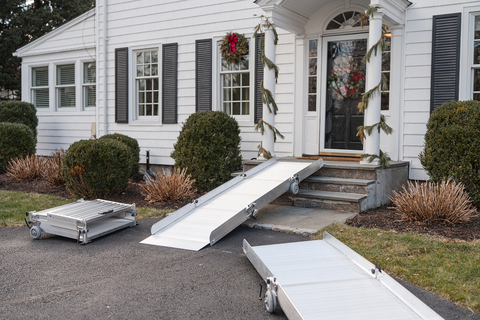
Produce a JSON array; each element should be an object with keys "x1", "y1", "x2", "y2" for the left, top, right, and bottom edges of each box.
[
  {"x1": 95, "y1": 0, "x2": 295, "y2": 165},
  {"x1": 21, "y1": 48, "x2": 97, "y2": 156},
  {"x1": 402, "y1": 0, "x2": 479, "y2": 180}
]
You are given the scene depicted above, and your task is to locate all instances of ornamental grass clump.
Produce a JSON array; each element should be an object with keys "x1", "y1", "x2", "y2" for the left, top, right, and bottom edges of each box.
[
  {"x1": 389, "y1": 179, "x2": 477, "y2": 224},
  {"x1": 6, "y1": 154, "x2": 46, "y2": 181},
  {"x1": 42, "y1": 149, "x2": 65, "y2": 185},
  {"x1": 140, "y1": 167, "x2": 196, "y2": 203}
]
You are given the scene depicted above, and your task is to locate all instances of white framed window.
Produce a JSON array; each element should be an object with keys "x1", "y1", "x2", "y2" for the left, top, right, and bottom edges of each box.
[
  {"x1": 326, "y1": 11, "x2": 367, "y2": 30},
  {"x1": 381, "y1": 34, "x2": 391, "y2": 110},
  {"x1": 220, "y1": 53, "x2": 251, "y2": 118},
  {"x1": 308, "y1": 39, "x2": 318, "y2": 112},
  {"x1": 83, "y1": 62, "x2": 96, "y2": 108},
  {"x1": 56, "y1": 64, "x2": 75, "y2": 108},
  {"x1": 135, "y1": 50, "x2": 159, "y2": 117},
  {"x1": 473, "y1": 15, "x2": 480, "y2": 100},
  {"x1": 31, "y1": 67, "x2": 49, "y2": 108}
]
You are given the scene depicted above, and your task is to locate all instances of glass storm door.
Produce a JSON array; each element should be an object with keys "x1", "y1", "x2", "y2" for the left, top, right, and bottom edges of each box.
[{"x1": 324, "y1": 38, "x2": 367, "y2": 150}]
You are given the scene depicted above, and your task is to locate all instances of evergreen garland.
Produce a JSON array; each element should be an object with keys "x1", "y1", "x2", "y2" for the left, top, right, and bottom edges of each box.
[
  {"x1": 361, "y1": 150, "x2": 391, "y2": 168},
  {"x1": 357, "y1": 6, "x2": 393, "y2": 167},
  {"x1": 253, "y1": 15, "x2": 285, "y2": 157}
]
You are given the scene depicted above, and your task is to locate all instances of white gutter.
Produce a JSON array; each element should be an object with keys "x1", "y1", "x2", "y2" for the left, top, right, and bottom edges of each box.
[{"x1": 103, "y1": 0, "x2": 108, "y2": 136}]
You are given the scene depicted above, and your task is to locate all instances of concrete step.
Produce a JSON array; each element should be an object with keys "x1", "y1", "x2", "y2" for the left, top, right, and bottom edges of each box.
[
  {"x1": 273, "y1": 190, "x2": 368, "y2": 212},
  {"x1": 315, "y1": 162, "x2": 377, "y2": 180},
  {"x1": 301, "y1": 176, "x2": 375, "y2": 194}
]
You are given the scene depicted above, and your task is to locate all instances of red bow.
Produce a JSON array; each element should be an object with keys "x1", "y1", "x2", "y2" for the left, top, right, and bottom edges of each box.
[{"x1": 228, "y1": 33, "x2": 238, "y2": 53}]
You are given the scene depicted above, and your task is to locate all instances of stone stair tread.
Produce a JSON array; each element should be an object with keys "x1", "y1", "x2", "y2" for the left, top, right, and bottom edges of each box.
[
  {"x1": 296, "y1": 190, "x2": 367, "y2": 202},
  {"x1": 304, "y1": 176, "x2": 375, "y2": 186}
]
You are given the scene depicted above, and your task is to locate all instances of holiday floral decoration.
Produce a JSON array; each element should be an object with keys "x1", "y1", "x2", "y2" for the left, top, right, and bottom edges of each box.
[
  {"x1": 220, "y1": 32, "x2": 249, "y2": 65},
  {"x1": 327, "y1": 59, "x2": 365, "y2": 100}
]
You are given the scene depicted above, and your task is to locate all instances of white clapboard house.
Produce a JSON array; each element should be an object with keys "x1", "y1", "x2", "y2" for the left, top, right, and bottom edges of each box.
[{"x1": 14, "y1": 0, "x2": 479, "y2": 181}]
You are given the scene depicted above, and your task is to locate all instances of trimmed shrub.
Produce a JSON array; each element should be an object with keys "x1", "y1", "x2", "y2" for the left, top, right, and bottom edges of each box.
[
  {"x1": 99, "y1": 133, "x2": 140, "y2": 178},
  {"x1": 0, "y1": 101, "x2": 38, "y2": 143},
  {"x1": 61, "y1": 139, "x2": 131, "y2": 198},
  {"x1": 0, "y1": 122, "x2": 35, "y2": 173},
  {"x1": 6, "y1": 155, "x2": 46, "y2": 181},
  {"x1": 389, "y1": 179, "x2": 477, "y2": 224},
  {"x1": 140, "y1": 167, "x2": 196, "y2": 202},
  {"x1": 419, "y1": 100, "x2": 480, "y2": 208},
  {"x1": 171, "y1": 111, "x2": 242, "y2": 192}
]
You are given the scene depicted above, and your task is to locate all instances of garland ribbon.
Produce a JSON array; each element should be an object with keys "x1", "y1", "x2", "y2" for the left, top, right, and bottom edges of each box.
[{"x1": 228, "y1": 33, "x2": 238, "y2": 53}]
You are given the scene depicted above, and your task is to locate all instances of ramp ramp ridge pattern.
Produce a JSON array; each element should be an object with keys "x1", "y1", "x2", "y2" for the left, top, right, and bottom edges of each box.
[
  {"x1": 141, "y1": 158, "x2": 323, "y2": 251},
  {"x1": 243, "y1": 232, "x2": 444, "y2": 320}
]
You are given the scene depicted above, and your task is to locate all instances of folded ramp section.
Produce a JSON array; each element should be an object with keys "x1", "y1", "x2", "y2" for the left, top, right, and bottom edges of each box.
[
  {"x1": 26, "y1": 199, "x2": 137, "y2": 244},
  {"x1": 243, "y1": 233, "x2": 444, "y2": 320},
  {"x1": 141, "y1": 158, "x2": 323, "y2": 251}
]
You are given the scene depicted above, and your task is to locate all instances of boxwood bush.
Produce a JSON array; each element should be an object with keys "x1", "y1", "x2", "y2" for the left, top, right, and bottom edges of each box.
[
  {"x1": 0, "y1": 122, "x2": 35, "y2": 173},
  {"x1": 171, "y1": 111, "x2": 242, "y2": 192},
  {"x1": 419, "y1": 100, "x2": 480, "y2": 208},
  {"x1": 61, "y1": 139, "x2": 131, "y2": 198},
  {"x1": 0, "y1": 101, "x2": 38, "y2": 144},
  {"x1": 99, "y1": 133, "x2": 140, "y2": 178}
]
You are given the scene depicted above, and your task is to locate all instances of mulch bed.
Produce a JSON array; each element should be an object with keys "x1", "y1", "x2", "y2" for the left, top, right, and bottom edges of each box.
[
  {"x1": 347, "y1": 206, "x2": 480, "y2": 242},
  {"x1": 1, "y1": 173, "x2": 479, "y2": 241},
  {"x1": 0, "y1": 173, "x2": 197, "y2": 211}
]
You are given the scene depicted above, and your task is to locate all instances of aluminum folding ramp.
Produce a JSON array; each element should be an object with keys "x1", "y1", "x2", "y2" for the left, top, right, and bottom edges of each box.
[
  {"x1": 26, "y1": 199, "x2": 137, "y2": 244},
  {"x1": 243, "y1": 232, "x2": 444, "y2": 320},
  {"x1": 141, "y1": 158, "x2": 323, "y2": 251}
]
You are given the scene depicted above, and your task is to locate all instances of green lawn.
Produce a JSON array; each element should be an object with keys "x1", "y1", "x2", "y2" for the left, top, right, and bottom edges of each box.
[
  {"x1": 0, "y1": 190, "x2": 172, "y2": 227},
  {"x1": 316, "y1": 224, "x2": 480, "y2": 314}
]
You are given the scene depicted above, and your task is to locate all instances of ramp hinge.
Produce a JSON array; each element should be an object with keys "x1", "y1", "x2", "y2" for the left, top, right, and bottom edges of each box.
[
  {"x1": 371, "y1": 263, "x2": 383, "y2": 278},
  {"x1": 246, "y1": 203, "x2": 258, "y2": 220}
]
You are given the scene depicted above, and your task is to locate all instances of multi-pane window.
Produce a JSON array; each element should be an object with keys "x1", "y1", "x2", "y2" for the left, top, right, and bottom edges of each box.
[
  {"x1": 326, "y1": 11, "x2": 367, "y2": 30},
  {"x1": 32, "y1": 67, "x2": 49, "y2": 108},
  {"x1": 308, "y1": 39, "x2": 318, "y2": 112},
  {"x1": 381, "y1": 35, "x2": 391, "y2": 110},
  {"x1": 221, "y1": 54, "x2": 250, "y2": 116},
  {"x1": 56, "y1": 64, "x2": 75, "y2": 108},
  {"x1": 473, "y1": 16, "x2": 480, "y2": 100},
  {"x1": 83, "y1": 62, "x2": 96, "y2": 108},
  {"x1": 136, "y1": 50, "x2": 159, "y2": 117}
]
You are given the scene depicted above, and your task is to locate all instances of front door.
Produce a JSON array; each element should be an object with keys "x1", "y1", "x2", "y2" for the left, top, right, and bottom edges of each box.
[{"x1": 323, "y1": 37, "x2": 367, "y2": 151}]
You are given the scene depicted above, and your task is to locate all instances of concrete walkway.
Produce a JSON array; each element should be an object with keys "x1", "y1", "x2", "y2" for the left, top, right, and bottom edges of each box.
[{"x1": 243, "y1": 204, "x2": 357, "y2": 235}]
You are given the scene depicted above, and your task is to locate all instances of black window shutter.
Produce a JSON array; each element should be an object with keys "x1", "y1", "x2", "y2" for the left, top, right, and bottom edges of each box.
[
  {"x1": 196, "y1": 39, "x2": 212, "y2": 112},
  {"x1": 163, "y1": 43, "x2": 178, "y2": 124},
  {"x1": 115, "y1": 47, "x2": 128, "y2": 123},
  {"x1": 430, "y1": 13, "x2": 461, "y2": 112},
  {"x1": 255, "y1": 34, "x2": 264, "y2": 123}
]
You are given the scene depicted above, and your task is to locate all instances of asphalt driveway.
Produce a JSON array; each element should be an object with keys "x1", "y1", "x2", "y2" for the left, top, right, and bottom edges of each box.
[{"x1": 0, "y1": 218, "x2": 478, "y2": 320}]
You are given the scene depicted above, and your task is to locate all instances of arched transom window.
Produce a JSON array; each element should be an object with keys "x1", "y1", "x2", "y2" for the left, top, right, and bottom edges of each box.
[{"x1": 326, "y1": 11, "x2": 368, "y2": 30}]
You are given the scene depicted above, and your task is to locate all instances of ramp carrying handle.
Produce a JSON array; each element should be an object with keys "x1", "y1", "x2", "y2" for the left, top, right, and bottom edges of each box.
[
  {"x1": 98, "y1": 209, "x2": 114, "y2": 215},
  {"x1": 24, "y1": 212, "x2": 31, "y2": 229}
]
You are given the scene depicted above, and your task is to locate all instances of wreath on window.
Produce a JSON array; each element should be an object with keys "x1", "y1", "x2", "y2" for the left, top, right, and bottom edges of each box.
[
  {"x1": 220, "y1": 32, "x2": 249, "y2": 65},
  {"x1": 327, "y1": 60, "x2": 365, "y2": 100}
]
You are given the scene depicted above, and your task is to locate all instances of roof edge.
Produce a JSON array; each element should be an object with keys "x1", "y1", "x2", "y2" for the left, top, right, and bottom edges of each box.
[{"x1": 15, "y1": 8, "x2": 96, "y2": 57}]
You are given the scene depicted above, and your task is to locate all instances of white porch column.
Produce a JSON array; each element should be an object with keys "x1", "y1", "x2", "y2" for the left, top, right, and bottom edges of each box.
[
  {"x1": 361, "y1": 10, "x2": 383, "y2": 165},
  {"x1": 259, "y1": 28, "x2": 276, "y2": 159}
]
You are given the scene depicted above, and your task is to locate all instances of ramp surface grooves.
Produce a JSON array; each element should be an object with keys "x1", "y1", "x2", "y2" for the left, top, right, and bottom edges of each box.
[
  {"x1": 141, "y1": 158, "x2": 323, "y2": 251},
  {"x1": 243, "y1": 233, "x2": 444, "y2": 320}
]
